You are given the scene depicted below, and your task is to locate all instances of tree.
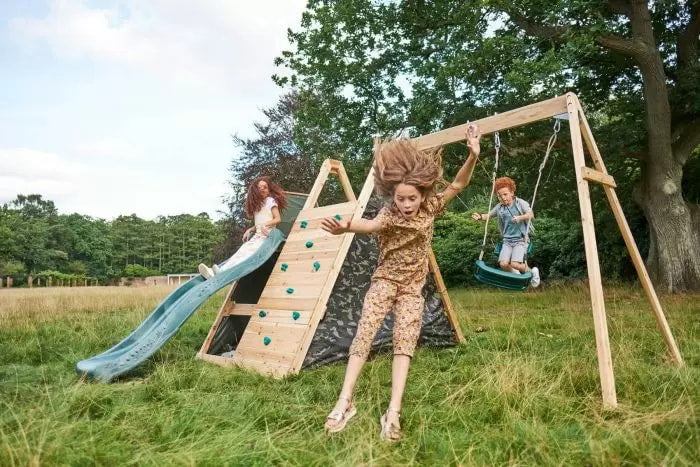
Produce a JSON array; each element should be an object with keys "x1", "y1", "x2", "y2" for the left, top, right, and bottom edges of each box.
[{"x1": 277, "y1": 0, "x2": 700, "y2": 291}]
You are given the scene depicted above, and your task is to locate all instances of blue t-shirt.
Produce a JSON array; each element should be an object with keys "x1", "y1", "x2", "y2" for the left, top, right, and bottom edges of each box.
[{"x1": 489, "y1": 197, "x2": 534, "y2": 240}]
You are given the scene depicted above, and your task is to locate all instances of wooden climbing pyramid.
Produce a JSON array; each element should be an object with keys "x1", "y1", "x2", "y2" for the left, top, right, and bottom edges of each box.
[{"x1": 198, "y1": 158, "x2": 463, "y2": 377}]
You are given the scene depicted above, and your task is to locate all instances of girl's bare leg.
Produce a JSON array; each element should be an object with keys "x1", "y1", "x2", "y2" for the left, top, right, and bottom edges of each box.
[
  {"x1": 387, "y1": 354, "x2": 411, "y2": 426},
  {"x1": 326, "y1": 355, "x2": 366, "y2": 428}
]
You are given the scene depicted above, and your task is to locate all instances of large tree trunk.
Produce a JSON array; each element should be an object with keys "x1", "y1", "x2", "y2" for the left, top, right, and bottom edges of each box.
[
  {"x1": 631, "y1": 0, "x2": 700, "y2": 292},
  {"x1": 639, "y1": 157, "x2": 700, "y2": 293}
]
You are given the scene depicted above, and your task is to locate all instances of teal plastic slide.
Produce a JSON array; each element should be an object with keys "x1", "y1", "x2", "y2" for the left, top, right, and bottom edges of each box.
[{"x1": 76, "y1": 229, "x2": 286, "y2": 382}]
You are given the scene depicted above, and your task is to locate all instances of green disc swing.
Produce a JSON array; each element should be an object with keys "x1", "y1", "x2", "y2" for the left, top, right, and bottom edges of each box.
[{"x1": 473, "y1": 117, "x2": 562, "y2": 290}]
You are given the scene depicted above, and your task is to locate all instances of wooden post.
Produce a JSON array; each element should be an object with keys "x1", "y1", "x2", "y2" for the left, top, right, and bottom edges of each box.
[
  {"x1": 566, "y1": 93, "x2": 617, "y2": 408},
  {"x1": 428, "y1": 250, "x2": 465, "y2": 343},
  {"x1": 0, "y1": 277, "x2": 3, "y2": 288},
  {"x1": 28, "y1": 275, "x2": 33, "y2": 288},
  {"x1": 334, "y1": 160, "x2": 358, "y2": 202},
  {"x1": 7, "y1": 276, "x2": 13, "y2": 288},
  {"x1": 574, "y1": 96, "x2": 684, "y2": 366},
  {"x1": 303, "y1": 160, "x2": 333, "y2": 209}
]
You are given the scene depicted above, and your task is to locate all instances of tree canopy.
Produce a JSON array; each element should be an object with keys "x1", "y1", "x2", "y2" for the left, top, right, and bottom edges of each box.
[{"x1": 271, "y1": 0, "x2": 699, "y2": 291}]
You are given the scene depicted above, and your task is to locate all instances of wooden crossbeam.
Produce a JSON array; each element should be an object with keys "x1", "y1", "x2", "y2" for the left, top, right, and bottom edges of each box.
[
  {"x1": 413, "y1": 95, "x2": 568, "y2": 150},
  {"x1": 581, "y1": 167, "x2": 617, "y2": 188}
]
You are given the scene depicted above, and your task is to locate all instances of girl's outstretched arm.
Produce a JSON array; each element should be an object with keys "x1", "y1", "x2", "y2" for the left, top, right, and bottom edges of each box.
[
  {"x1": 321, "y1": 216, "x2": 381, "y2": 235},
  {"x1": 440, "y1": 123, "x2": 482, "y2": 204}
]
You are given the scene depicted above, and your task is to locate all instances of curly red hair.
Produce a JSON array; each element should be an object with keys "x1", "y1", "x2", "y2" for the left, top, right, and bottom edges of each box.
[
  {"x1": 244, "y1": 176, "x2": 288, "y2": 219},
  {"x1": 494, "y1": 176, "x2": 516, "y2": 194}
]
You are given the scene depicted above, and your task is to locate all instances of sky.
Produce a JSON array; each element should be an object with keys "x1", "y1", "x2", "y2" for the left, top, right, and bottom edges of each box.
[{"x1": 0, "y1": 0, "x2": 307, "y2": 220}]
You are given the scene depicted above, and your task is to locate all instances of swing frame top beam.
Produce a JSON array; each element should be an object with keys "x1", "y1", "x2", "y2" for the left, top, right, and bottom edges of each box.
[{"x1": 413, "y1": 94, "x2": 568, "y2": 150}]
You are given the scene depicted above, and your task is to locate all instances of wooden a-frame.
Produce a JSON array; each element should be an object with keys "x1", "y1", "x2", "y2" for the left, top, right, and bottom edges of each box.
[
  {"x1": 198, "y1": 158, "x2": 464, "y2": 377},
  {"x1": 412, "y1": 92, "x2": 683, "y2": 408}
]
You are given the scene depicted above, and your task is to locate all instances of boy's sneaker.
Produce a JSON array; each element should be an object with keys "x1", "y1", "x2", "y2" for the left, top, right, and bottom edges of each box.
[
  {"x1": 530, "y1": 267, "x2": 541, "y2": 288},
  {"x1": 212, "y1": 264, "x2": 221, "y2": 275},
  {"x1": 198, "y1": 263, "x2": 214, "y2": 279}
]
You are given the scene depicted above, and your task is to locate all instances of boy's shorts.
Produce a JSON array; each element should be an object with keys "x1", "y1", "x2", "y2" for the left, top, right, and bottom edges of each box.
[{"x1": 499, "y1": 239, "x2": 527, "y2": 263}]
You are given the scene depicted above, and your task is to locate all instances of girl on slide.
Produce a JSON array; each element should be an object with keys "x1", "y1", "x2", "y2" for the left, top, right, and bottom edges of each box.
[{"x1": 198, "y1": 176, "x2": 288, "y2": 279}]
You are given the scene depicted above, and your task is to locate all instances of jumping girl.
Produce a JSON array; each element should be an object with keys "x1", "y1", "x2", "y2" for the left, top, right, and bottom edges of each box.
[{"x1": 320, "y1": 124, "x2": 482, "y2": 441}]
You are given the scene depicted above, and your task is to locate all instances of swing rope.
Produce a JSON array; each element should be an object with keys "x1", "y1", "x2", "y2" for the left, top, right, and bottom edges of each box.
[
  {"x1": 479, "y1": 131, "x2": 500, "y2": 261},
  {"x1": 523, "y1": 118, "x2": 560, "y2": 244}
]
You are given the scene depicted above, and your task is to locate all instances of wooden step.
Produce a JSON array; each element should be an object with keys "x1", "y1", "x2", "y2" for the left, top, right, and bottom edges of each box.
[
  {"x1": 296, "y1": 202, "x2": 357, "y2": 222},
  {"x1": 257, "y1": 296, "x2": 319, "y2": 310},
  {"x1": 259, "y1": 283, "x2": 325, "y2": 300},
  {"x1": 283, "y1": 235, "x2": 345, "y2": 253},
  {"x1": 265, "y1": 271, "x2": 330, "y2": 286}
]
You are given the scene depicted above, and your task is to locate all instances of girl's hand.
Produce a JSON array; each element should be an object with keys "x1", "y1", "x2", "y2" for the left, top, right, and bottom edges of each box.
[
  {"x1": 321, "y1": 217, "x2": 350, "y2": 235},
  {"x1": 242, "y1": 228, "x2": 253, "y2": 242},
  {"x1": 471, "y1": 213, "x2": 482, "y2": 221},
  {"x1": 260, "y1": 226, "x2": 271, "y2": 237},
  {"x1": 465, "y1": 123, "x2": 482, "y2": 158},
  {"x1": 512, "y1": 215, "x2": 521, "y2": 223}
]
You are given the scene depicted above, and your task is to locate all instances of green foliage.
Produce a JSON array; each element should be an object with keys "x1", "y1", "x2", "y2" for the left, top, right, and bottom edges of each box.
[
  {"x1": 123, "y1": 264, "x2": 158, "y2": 280},
  {"x1": 0, "y1": 260, "x2": 26, "y2": 276},
  {"x1": 0, "y1": 194, "x2": 225, "y2": 280},
  {"x1": 273, "y1": 0, "x2": 700, "y2": 289}
]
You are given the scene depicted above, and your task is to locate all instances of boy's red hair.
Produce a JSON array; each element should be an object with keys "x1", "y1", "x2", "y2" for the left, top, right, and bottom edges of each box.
[{"x1": 494, "y1": 176, "x2": 516, "y2": 194}]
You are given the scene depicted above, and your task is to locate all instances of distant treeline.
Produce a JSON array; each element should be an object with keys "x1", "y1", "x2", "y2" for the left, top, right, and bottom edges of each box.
[{"x1": 0, "y1": 194, "x2": 224, "y2": 283}]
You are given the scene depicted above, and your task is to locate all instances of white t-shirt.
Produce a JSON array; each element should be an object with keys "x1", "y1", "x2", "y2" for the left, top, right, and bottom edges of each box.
[{"x1": 254, "y1": 197, "x2": 278, "y2": 233}]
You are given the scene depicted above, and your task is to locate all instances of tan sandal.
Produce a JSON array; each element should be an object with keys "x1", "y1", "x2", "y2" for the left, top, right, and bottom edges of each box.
[
  {"x1": 324, "y1": 396, "x2": 357, "y2": 433},
  {"x1": 380, "y1": 407, "x2": 401, "y2": 442}
]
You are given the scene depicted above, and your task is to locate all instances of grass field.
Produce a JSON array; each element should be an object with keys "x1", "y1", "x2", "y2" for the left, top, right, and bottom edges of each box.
[{"x1": 1, "y1": 284, "x2": 698, "y2": 465}]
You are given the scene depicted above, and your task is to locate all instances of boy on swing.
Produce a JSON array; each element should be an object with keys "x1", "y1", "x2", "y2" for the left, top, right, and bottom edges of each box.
[{"x1": 472, "y1": 176, "x2": 541, "y2": 287}]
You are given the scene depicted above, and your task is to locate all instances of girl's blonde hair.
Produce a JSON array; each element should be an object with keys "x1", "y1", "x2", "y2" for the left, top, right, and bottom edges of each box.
[{"x1": 373, "y1": 138, "x2": 445, "y2": 212}]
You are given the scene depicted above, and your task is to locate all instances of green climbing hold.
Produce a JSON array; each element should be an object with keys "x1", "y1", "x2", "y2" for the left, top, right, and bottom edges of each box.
[
  {"x1": 313, "y1": 261, "x2": 321, "y2": 271},
  {"x1": 334, "y1": 214, "x2": 342, "y2": 221},
  {"x1": 300, "y1": 220, "x2": 308, "y2": 229},
  {"x1": 258, "y1": 310, "x2": 267, "y2": 317},
  {"x1": 292, "y1": 311, "x2": 300, "y2": 320},
  {"x1": 305, "y1": 241, "x2": 313, "y2": 248},
  {"x1": 281, "y1": 263, "x2": 288, "y2": 271},
  {"x1": 286, "y1": 288, "x2": 294, "y2": 294},
  {"x1": 263, "y1": 336, "x2": 271, "y2": 345}
]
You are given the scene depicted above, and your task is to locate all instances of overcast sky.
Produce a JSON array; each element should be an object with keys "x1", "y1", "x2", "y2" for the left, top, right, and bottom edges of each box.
[{"x1": 0, "y1": 0, "x2": 306, "y2": 220}]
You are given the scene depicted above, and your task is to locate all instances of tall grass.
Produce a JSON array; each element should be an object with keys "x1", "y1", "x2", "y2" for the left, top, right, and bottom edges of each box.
[{"x1": 0, "y1": 284, "x2": 698, "y2": 465}]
